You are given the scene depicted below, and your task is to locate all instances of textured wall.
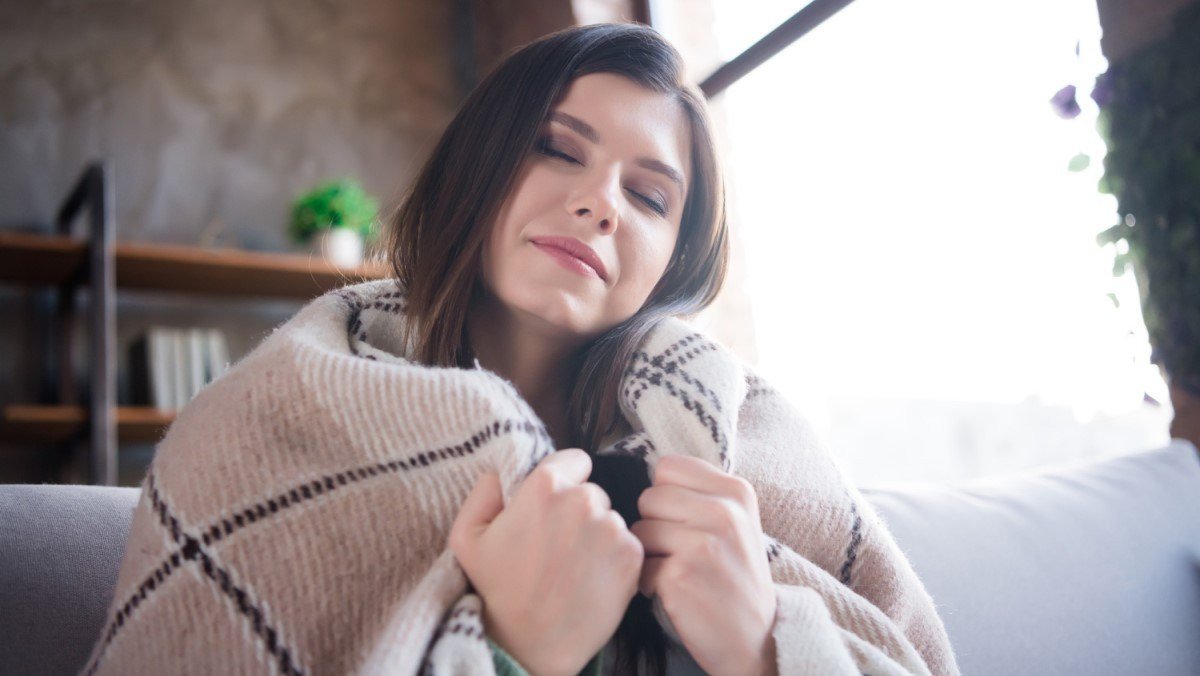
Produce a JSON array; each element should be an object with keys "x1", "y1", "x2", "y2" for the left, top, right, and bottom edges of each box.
[
  {"x1": 0, "y1": 0, "x2": 460, "y2": 482},
  {"x1": 0, "y1": 0, "x2": 458, "y2": 246}
]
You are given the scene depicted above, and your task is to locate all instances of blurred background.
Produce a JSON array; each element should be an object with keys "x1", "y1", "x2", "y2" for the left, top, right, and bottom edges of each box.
[{"x1": 1, "y1": 0, "x2": 1196, "y2": 487}]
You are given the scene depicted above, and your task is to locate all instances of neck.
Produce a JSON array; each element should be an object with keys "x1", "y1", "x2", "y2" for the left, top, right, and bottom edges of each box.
[{"x1": 467, "y1": 294, "x2": 587, "y2": 449}]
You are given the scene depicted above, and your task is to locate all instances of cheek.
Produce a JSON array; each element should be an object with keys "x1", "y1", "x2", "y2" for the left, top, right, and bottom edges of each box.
[{"x1": 617, "y1": 230, "x2": 677, "y2": 308}]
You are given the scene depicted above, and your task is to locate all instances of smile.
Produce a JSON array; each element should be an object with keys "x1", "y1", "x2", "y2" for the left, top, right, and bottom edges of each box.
[{"x1": 529, "y1": 237, "x2": 609, "y2": 282}]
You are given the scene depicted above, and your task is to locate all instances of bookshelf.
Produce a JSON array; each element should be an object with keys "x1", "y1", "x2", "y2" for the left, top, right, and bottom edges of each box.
[
  {"x1": 0, "y1": 232, "x2": 389, "y2": 298},
  {"x1": 1, "y1": 405, "x2": 174, "y2": 445},
  {"x1": 0, "y1": 162, "x2": 390, "y2": 484}
]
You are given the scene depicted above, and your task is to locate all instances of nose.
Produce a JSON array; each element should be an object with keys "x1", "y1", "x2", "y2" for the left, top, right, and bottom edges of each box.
[{"x1": 567, "y1": 167, "x2": 619, "y2": 233}]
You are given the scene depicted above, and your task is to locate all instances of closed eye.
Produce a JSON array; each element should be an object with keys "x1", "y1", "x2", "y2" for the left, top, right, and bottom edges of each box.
[
  {"x1": 536, "y1": 136, "x2": 668, "y2": 216},
  {"x1": 629, "y1": 190, "x2": 667, "y2": 216},
  {"x1": 535, "y1": 137, "x2": 580, "y2": 165}
]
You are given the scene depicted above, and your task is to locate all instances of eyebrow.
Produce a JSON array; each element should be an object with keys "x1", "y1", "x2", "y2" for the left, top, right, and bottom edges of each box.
[{"x1": 548, "y1": 111, "x2": 685, "y2": 189}]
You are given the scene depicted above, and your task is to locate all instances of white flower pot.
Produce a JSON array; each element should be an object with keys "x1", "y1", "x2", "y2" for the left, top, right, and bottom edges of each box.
[{"x1": 316, "y1": 229, "x2": 363, "y2": 268}]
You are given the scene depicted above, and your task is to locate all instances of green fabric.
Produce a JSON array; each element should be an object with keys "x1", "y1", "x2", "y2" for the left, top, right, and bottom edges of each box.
[{"x1": 487, "y1": 638, "x2": 605, "y2": 676}]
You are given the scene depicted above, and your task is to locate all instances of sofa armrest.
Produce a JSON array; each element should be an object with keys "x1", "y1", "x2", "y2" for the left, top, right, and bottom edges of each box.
[{"x1": 0, "y1": 484, "x2": 140, "y2": 676}]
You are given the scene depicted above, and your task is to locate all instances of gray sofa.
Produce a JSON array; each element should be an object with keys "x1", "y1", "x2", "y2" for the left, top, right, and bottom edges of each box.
[{"x1": 3, "y1": 440, "x2": 1200, "y2": 675}]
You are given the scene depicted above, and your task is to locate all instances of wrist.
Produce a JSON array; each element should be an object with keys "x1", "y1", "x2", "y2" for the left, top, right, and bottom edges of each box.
[{"x1": 482, "y1": 605, "x2": 579, "y2": 676}]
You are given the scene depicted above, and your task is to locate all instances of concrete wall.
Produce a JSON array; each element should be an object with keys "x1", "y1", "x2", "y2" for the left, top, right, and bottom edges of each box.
[
  {"x1": 0, "y1": 0, "x2": 459, "y2": 246},
  {"x1": 0, "y1": 0, "x2": 461, "y2": 482}
]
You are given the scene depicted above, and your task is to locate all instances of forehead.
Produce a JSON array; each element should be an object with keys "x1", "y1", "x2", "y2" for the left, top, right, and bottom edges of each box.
[{"x1": 551, "y1": 73, "x2": 691, "y2": 187}]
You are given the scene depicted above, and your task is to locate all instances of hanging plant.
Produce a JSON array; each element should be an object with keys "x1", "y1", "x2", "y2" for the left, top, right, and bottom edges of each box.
[{"x1": 1078, "y1": 3, "x2": 1200, "y2": 445}]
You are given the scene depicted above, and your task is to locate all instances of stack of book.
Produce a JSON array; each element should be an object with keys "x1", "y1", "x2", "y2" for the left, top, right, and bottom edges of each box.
[{"x1": 129, "y1": 327, "x2": 231, "y2": 410}]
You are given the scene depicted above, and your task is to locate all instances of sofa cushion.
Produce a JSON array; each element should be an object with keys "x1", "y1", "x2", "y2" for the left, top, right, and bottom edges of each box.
[
  {"x1": 863, "y1": 439, "x2": 1200, "y2": 676},
  {"x1": 0, "y1": 484, "x2": 139, "y2": 676},
  {"x1": 2, "y1": 442, "x2": 1198, "y2": 675}
]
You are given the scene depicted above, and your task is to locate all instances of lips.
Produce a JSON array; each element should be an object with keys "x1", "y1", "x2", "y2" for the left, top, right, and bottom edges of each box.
[{"x1": 529, "y1": 236, "x2": 609, "y2": 282}]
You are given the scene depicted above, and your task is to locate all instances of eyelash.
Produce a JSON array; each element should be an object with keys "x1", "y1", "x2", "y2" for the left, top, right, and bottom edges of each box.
[{"x1": 535, "y1": 138, "x2": 668, "y2": 216}]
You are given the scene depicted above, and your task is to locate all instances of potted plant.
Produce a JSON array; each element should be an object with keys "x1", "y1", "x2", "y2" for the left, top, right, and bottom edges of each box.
[
  {"x1": 289, "y1": 179, "x2": 380, "y2": 268},
  {"x1": 1074, "y1": 3, "x2": 1200, "y2": 449}
]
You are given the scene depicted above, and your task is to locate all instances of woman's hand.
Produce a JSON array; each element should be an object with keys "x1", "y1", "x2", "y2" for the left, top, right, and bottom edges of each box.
[
  {"x1": 632, "y1": 455, "x2": 779, "y2": 676},
  {"x1": 449, "y1": 449, "x2": 644, "y2": 676}
]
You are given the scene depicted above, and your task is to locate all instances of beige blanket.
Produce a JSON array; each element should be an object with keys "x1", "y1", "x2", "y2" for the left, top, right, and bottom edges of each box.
[{"x1": 84, "y1": 279, "x2": 958, "y2": 675}]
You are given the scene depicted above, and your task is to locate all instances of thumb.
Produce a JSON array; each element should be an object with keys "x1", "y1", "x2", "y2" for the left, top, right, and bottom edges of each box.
[{"x1": 452, "y1": 471, "x2": 505, "y2": 543}]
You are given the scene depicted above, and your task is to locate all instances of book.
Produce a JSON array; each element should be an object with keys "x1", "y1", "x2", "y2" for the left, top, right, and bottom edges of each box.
[
  {"x1": 168, "y1": 328, "x2": 188, "y2": 411},
  {"x1": 128, "y1": 326, "x2": 233, "y2": 410},
  {"x1": 187, "y1": 329, "x2": 207, "y2": 401},
  {"x1": 205, "y1": 328, "x2": 230, "y2": 382},
  {"x1": 150, "y1": 327, "x2": 174, "y2": 409},
  {"x1": 129, "y1": 327, "x2": 176, "y2": 409}
]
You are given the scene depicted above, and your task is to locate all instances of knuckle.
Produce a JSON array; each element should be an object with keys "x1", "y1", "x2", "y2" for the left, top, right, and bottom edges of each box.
[
  {"x1": 562, "y1": 486, "x2": 597, "y2": 518},
  {"x1": 661, "y1": 562, "x2": 688, "y2": 596},
  {"x1": 583, "y1": 482, "x2": 612, "y2": 512},
  {"x1": 623, "y1": 530, "x2": 645, "y2": 560},
  {"x1": 656, "y1": 454, "x2": 683, "y2": 476},
  {"x1": 527, "y1": 464, "x2": 559, "y2": 496},
  {"x1": 636, "y1": 487, "x2": 655, "y2": 514},
  {"x1": 560, "y1": 447, "x2": 589, "y2": 462},
  {"x1": 728, "y1": 476, "x2": 756, "y2": 505},
  {"x1": 709, "y1": 500, "x2": 740, "y2": 536},
  {"x1": 558, "y1": 447, "x2": 592, "y2": 472},
  {"x1": 601, "y1": 509, "x2": 628, "y2": 537},
  {"x1": 611, "y1": 518, "x2": 642, "y2": 556},
  {"x1": 689, "y1": 532, "x2": 721, "y2": 562}
]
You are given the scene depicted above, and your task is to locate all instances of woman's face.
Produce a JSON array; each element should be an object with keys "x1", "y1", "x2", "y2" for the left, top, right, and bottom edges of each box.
[{"x1": 480, "y1": 72, "x2": 691, "y2": 341}]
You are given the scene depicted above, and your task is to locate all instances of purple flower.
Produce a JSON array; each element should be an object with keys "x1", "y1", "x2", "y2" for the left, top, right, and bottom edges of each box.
[
  {"x1": 1051, "y1": 84, "x2": 1081, "y2": 119},
  {"x1": 1091, "y1": 72, "x2": 1114, "y2": 107}
]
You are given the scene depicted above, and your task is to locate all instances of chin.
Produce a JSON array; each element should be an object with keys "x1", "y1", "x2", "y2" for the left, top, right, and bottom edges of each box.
[
  {"x1": 504, "y1": 284, "x2": 606, "y2": 337},
  {"x1": 523, "y1": 296, "x2": 597, "y2": 336}
]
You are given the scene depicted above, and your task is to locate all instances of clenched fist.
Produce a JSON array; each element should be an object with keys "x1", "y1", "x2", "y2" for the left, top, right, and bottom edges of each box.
[{"x1": 449, "y1": 449, "x2": 644, "y2": 676}]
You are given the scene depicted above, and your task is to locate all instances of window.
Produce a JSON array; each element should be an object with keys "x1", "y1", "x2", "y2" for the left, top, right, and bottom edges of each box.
[{"x1": 657, "y1": 0, "x2": 1170, "y2": 483}]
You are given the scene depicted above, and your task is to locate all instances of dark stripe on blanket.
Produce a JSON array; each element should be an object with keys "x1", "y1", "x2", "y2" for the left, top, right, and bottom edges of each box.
[
  {"x1": 85, "y1": 474, "x2": 303, "y2": 676},
  {"x1": 839, "y1": 499, "x2": 864, "y2": 586},
  {"x1": 88, "y1": 419, "x2": 542, "y2": 675},
  {"x1": 625, "y1": 366, "x2": 730, "y2": 467},
  {"x1": 195, "y1": 418, "x2": 544, "y2": 547},
  {"x1": 628, "y1": 349, "x2": 726, "y2": 416},
  {"x1": 766, "y1": 538, "x2": 783, "y2": 563}
]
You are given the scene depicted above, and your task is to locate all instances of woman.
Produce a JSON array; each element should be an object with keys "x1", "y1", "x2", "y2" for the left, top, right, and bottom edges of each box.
[{"x1": 86, "y1": 23, "x2": 958, "y2": 676}]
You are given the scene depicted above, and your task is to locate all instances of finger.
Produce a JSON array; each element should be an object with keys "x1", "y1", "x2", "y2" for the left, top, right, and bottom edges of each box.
[
  {"x1": 579, "y1": 481, "x2": 613, "y2": 513},
  {"x1": 452, "y1": 472, "x2": 504, "y2": 542},
  {"x1": 535, "y1": 448, "x2": 593, "y2": 489},
  {"x1": 637, "y1": 483, "x2": 711, "y2": 524},
  {"x1": 654, "y1": 454, "x2": 752, "y2": 504},
  {"x1": 639, "y1": 555, "x2": 667, "y2": 597},
  {"x1": 629, "y1": 518, "x2": 704, "y2": 557}
]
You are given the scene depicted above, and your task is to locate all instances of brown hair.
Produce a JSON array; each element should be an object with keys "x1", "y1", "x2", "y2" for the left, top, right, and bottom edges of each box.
[{"x1": 384, "y1": 23, "x2": 728, "y2": 672}]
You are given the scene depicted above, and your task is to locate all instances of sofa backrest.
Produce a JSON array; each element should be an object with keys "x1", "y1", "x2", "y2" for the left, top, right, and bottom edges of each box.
[
  {"x1": 2, "y1": 441, "x2": 1199, "y2": 675},
  {"x1": 863, "y1": 439, "x2": 1200, "y2": 675}
]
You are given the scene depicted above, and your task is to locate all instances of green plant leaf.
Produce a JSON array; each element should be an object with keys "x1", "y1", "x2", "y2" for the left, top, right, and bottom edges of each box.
[
  {"x1": 1067, "y1": 152, "x2": 1091, "y2": 172},
  {"x1": 288, "y1": 179, "x2": 380, "y2": 245},
  {"x1": 1096, "y1": 223, "x2": 1127, "y2": 245}
]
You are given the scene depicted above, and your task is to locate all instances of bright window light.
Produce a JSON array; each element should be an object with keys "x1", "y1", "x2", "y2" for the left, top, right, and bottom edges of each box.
[{"x1": 685, "y1": 0, "x2": 1172, "y2": 482}]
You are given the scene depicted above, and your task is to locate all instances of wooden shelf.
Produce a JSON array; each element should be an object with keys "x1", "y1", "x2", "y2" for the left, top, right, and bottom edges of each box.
[
  {"x1": 3, "y1": 205, "x2": 394, "y2": 482},
  {"x1": 0, "y1": 232, "x2": 390, "y2": 298},
  {"x1": 1, "y1": 405, "x2": 175, "y2": 445},
  {"x1": 0, "y1": 232, "x2": 87, "y2": 286}
]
